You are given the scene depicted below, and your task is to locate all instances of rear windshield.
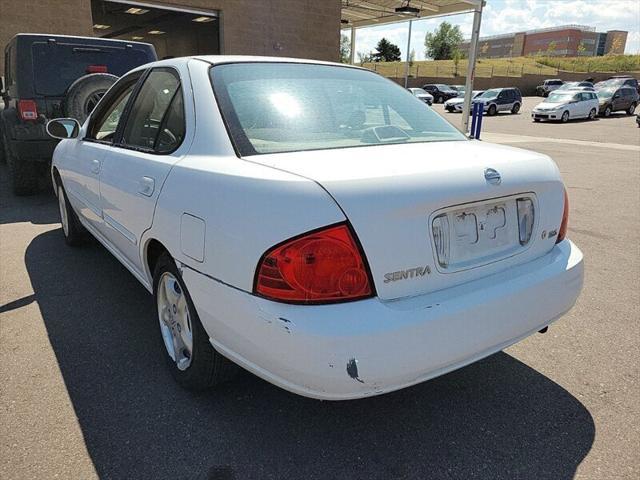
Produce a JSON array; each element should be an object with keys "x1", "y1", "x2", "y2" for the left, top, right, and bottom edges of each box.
[
  {"x1": 210, "y1": 63, "x2": 465, "y2": 156},
  {"x1": 31, "y1": 41, "x2": 154, "y2": 96}
]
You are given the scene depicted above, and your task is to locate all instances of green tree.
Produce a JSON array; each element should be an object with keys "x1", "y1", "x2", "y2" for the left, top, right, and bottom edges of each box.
[
  {"x1": 340, "y1": 34, "x2": 351, "y2": 63},
  {"x1": 409, "y1": 48, "x2": 416, "y2": 67},
  {"x1": 577, "y1": 41, "x2": 586, "y2": 55},
  {"x1": 424, "y1": 21, "x2": 464, "y2": 60},
  {"x1": 372, "y1": 38, "x2": 401, "y2": 62},
  {"x1": 453, "y1": 49, "x2": 463, "y2": 75},
  {"x1": 547, "y1": 41, "x2": 557, "y2": 56}
]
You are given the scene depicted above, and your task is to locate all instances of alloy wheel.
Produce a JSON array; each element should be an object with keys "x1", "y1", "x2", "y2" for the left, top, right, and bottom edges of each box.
[
  {"x1": 57, "y1": 186, "x2": 69, "y2": 237},
  {"x1": 157, "y1": 272, "x2": 193, "y2": 371}
]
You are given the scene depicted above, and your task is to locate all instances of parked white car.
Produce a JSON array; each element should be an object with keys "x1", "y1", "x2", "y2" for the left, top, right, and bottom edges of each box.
[
  {"x1": 532, "y1": 90, "x2": 599, "y2": 122},
  {"x1": 47, "y1": 56, "x2": 584, "y2": 400},
  {"x1": 407, "y1": 87, "x2": 434, "y2": 105},
  {"x1": 444, "y1": 90, "x2": 484, "y2": 112}
]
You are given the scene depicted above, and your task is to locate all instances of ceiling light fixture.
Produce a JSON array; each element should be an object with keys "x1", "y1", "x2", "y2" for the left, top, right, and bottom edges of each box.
[
  {"x1": 131, "y1": 36, "x2": 144, "y2": 40},
  {"x1": 125, "y1": 7, "x2": 150, "y2": 15},
  {"x1": 192, "y1": 16, "x2": 215, "y2": 23},
  {"x1": 395, "y1": 1, "x2": 420, "y2": 14},
  {"x1": 148, "y1": 30, "x2": 165, "y2": 35},
  {"x1": 93, "y1": 24, "x2": 111, "y2": 30}
]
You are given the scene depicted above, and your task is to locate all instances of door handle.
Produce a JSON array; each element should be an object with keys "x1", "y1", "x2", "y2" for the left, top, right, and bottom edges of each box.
[
  {"x1": 91, "y1": 159, "x2": 101, "y2": 174},
  {"x1": 138, "y1": 176, "x2": 155, "y2": 197}
]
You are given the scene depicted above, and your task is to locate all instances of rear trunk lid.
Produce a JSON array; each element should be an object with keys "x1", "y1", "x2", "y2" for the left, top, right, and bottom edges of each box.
[{"x1": 249, "y1": 140, "x2": 566, "y2": 301}]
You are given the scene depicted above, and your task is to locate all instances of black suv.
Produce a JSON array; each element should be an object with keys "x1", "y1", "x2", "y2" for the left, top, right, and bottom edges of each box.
[
  {"x1": 0, "y1": 34, "x2": 156, "y2": 195},
  {"x1": 421, "y1": 84, "x2": 458, "y2": 104},
  {"x1": 596, "y1": 85, "x2": 639, "y2": 117}
]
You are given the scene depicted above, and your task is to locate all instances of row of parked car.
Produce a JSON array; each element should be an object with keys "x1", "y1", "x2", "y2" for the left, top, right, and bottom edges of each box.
[{"x1": 407, "y1": 76, "x2": 639, "y2": 124}]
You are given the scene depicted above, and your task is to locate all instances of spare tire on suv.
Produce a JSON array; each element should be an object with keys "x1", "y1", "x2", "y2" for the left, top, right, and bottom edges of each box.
[{"x1": 64, "y1": 73, "x2": 119, "y2": 123}]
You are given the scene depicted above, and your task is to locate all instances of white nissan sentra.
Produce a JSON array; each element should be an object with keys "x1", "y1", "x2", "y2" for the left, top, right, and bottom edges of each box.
[{"x1": 47, "y1": 56, "x2": 584, "y2": 400}]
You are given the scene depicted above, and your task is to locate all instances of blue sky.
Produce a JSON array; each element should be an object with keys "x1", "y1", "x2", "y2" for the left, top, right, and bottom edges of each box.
[{"x1": 342, "y1": 0, "x2": 640, "y2": 59}]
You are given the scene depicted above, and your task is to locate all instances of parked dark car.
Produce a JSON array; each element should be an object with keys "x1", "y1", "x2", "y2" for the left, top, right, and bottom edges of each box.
[
  {"x1": 421, "y1": 84, "x2": 458, "y2": 103},
  {"x1": 596, "y1": 85, "x2": 639, "y2": 117},
  {"x1": 536, "y1": 79, "x2": 563, "y2": 97},
  {"x1": 636, "y1": 113, "x2": 640, "y2": 128},
  {"x1": 0, "y1": 34, "x2": 157, "y2": 195},
  {"x1": 473, "y1": 87, "x2": 522, "y2": 116}
]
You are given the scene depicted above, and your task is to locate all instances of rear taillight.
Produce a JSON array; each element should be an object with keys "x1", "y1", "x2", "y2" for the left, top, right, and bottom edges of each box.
[
  {"x1": 254, "y1": 223, "x2": 374, "y2": 304},
  {"x1": 556, "y1": 188, "x2": 569, "y2": 244},
  {"x1": 87, "y1": 65, "x2": 108, "y2": 74},
  {"x1": 18, "y1": 100, "x2": 38, "y2": 121}
]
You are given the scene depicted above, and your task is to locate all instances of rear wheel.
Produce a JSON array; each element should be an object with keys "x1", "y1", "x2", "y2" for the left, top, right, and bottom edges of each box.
[
  {"x1": 56, "y1": 184, "x2": 86, "y2": 246},
  {"x1": 511, "y1": 103, "x2": 521, "y2": 114},
  {"x1": 561, "y1": 111, "x2": 570, "y2": 123},
  {"x1": 603, "y1": 105, "x2": 612, "y2": 117},
  {"x1": 627, "y1": 103, "x2": 637, "y2": 115},
  {"x1": 153, "y1": 253, "x2": 238, "y2": 391},
  {"x1": 436, "y1": 95, "x2": 444, "y2": 104},
  {"x1": 588, "y1": 108, "x2": 597, "y2": 120},
  {"x1": 487, "y1": 104, "x2": 497, "y2": 116}
]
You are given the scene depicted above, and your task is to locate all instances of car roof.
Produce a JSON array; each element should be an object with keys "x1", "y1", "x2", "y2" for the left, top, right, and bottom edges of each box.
[{"x1": 10, "y1": 32, "x2": 153, "y2": 48}]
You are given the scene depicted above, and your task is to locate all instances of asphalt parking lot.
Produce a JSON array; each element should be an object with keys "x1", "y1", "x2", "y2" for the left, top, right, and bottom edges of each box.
[{"x1": 1, "y1": 97, "x2": 639, "y2": 480}]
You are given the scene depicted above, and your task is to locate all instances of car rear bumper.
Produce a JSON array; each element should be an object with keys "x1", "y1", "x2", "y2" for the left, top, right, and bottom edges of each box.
[{"x1": 182, "y1": 239, "x2": 584, "y2": 400}]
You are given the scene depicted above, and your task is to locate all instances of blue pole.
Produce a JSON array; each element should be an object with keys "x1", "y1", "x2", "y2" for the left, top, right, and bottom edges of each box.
[
  {"x1": 475, "y1": 103, "x2": 484, "y2": 140},
  {"x1": 470, "y1": 102, "x2": 478, "y2": 138}
]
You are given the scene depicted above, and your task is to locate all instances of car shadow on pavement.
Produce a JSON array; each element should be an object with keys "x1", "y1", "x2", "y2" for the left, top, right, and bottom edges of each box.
[
  {"x1": 25, "y1": 228, "x2": 595, "y2": 480},
  {"x1": 0, "y1": 164, "x2": 58, "y2": 225}
]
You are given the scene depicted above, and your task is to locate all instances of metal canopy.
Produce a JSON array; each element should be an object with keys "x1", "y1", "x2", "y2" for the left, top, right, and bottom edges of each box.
[
  {"x1": 341, "y1": 0, "x2": 485, "y2": 134},
  {"x1": 341, "y1": 0, "x2": 481, "y2": 28}
]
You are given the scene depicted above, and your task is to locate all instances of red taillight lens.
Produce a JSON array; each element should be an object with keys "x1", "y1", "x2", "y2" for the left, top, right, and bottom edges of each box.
[
  {"x1": 255, "y1": 223, "x2": 374, "y2": 304},
  {"x1": 87, "y1": 65, "x2": 108, "y2": 73},
  {"x1": 18, "y1": 100, "x2": 38, "y2": 121},
  {"x1": 556, "y1": 188, "x2": 569, "y2": 244}
]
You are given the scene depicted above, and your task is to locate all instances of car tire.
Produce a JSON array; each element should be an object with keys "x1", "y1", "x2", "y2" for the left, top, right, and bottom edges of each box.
[
  {"x1": 561, "y1": 111, "x2": 570, "y2": 123},
  {"x1": 533, "y1": 118, "x2": 540, "y2": 122},
  {"x1": 153, "y1": 253, "x2": 238, "y2": 391},
  {"x1": 437, "y1": 96, "x2": 444, "y2": 104},
  {"x1": 511, "y1": 103, "x2": 521, "y2": 114},
  {"x1": 64, "y1": 73, "x2": 119, "y2": 123},
  {"x1": 56, "y1": 183, "x2": 86, "y2": 246},
  {"x1": 603, "y1": 106, "x2": 612, "y2": 117},
  {"x1": 588, "y1": 108, "x2": 597, "y2": 120},
  {"x1": 6, "y1": 141, "x2": 38, "y2": 196},
  {"x1": 627, "y1": 103, "x2": 637, "y2": 115},
  {"x1": 488, "y1": 104, "x2": 497, "y2": 116}
]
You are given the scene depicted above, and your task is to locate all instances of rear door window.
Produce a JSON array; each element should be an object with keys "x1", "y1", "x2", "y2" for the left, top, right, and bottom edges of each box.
[
  {"x1": 121, "y1": 68, "x2": 184, "y2": 153},
  {"x1": 31, "y1": 41, "x2": 153, "y2": 96}
]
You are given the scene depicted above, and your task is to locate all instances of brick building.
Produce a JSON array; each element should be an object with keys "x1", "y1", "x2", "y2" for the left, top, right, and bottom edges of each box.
[
  {"x1": 460, "y1": 25, "x2": 628, "y2": 59},
  {"x1": 0, "y1": 0, "x2": 342, "y2": 77}
]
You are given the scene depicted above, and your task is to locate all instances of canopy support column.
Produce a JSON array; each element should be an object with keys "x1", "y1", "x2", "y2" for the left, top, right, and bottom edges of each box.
[
  {"x1": 350, "y1": 26, "x2": 356, "y2": 64},
  {"x1": 461, "y1": 1, "x2": 484, "y2": 134},
  {"x1": 404, "y1": 19, "x2": 413, "y2": 88}
]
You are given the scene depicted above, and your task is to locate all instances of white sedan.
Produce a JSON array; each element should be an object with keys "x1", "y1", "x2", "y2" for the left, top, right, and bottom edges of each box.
[
  {"x1": 407, "y1": 87, "x2": 434, "y2": 105},
  {"x1": 47, "y1": 56, "x2": 583, "y2": 400},
  {"x1": 444, "y1": 90, "x2": 484, "y2": 112},
  {"x1": 532, "y1": 90, "x2": 599, "y2": 122}
]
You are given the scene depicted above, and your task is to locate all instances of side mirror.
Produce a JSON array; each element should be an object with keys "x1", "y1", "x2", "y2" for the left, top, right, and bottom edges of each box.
[
  {"x1": 46, "y1": 118, "x2": 80, "y2": 139},
  {"x1": 613, "y1": 94, "x2": 620, "y2": 99}
]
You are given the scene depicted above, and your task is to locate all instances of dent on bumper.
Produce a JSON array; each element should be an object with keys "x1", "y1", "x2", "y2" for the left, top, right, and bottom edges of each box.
[{"x1": 182, "y1": 240, "x2": 584, "y2": 400}]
